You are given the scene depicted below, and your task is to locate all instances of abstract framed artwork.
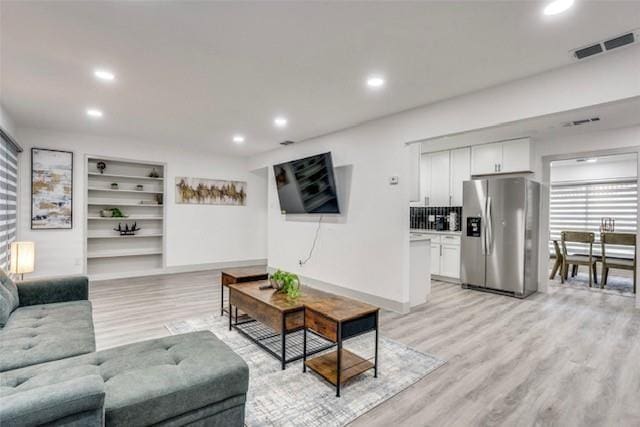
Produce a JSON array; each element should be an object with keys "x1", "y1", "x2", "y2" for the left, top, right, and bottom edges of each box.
[
  {"x1": 31, "y1": 148, "x2": 73, "y2": 229},
  {"x1": 175, "y1": 177, "x2": 247, "y2": 205}
]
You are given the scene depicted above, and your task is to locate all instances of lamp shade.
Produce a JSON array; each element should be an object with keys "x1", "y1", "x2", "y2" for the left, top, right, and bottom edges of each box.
[{"x1": 10, "y1": 241, "x2": 35, "y2": 275}]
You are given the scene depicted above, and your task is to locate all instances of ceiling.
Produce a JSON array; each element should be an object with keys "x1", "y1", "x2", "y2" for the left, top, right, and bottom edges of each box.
[
  {"x1": 2, "y1": 1, "x2": 640, "y2": 156},
  {"x1": 420, "y1": 96, "x2": 640, "y2": 151}
]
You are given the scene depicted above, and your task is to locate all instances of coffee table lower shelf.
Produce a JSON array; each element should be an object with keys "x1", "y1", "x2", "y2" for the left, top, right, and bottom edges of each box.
[{"x1": 304, "y1": 349, "x2": 375, "y2": 386}]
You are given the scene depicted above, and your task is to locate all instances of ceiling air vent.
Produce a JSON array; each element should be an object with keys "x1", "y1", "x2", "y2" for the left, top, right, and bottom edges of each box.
[
  {"x1": 604, "y1": 32, "x2": 635, "y2": 51},
  {"x1": 574, "y1": 43, "x2": 603, "y2": 60},
  {"x1": 571, "y1": 29, "x2": 639, "y2": 60},
  {"x1": 562, "y1": 117, "x2": 601, "y2": 128},
  {"x1": 279, "y1": 140, "x2": 295, "y2": 146}
]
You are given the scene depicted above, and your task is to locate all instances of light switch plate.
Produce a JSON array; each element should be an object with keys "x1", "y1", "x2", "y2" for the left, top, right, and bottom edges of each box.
[{"x1": 389, "y1": 176, "x2": 399, "y2": 185}]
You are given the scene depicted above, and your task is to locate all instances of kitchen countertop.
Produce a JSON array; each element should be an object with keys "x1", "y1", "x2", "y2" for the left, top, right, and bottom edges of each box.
[{"x1": 410, "y1": 229, "x2": 462, "y2": 236}]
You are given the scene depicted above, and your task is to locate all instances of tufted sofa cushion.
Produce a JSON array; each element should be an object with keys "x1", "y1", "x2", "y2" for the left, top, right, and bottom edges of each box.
[
  {"x1": 0, "y1": 300, "x2": 95, "y2": 372},
  {"x1": 1, "y1": 331, "x2": 249, "y2": 426}
]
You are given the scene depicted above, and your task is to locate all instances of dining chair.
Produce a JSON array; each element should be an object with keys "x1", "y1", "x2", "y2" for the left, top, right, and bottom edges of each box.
[
  {"x1": 549, "y1": 240, "x2": 564, "y2": 280},
  {"x1": 601, "y1": 232, "x2": 636, "y2": 293},
  {"x1": 561, "y1": 231, "x2": 597, "y2": 287}
]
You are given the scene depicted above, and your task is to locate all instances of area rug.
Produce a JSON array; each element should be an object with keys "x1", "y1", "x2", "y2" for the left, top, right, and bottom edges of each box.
[{"x1": 165, "y1": 315, "x2": 445, "y2": 427}]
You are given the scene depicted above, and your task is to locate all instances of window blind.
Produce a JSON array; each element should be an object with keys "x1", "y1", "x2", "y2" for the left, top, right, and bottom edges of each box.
[
  {"x1": 549, "y1": 180, "x2": 638, "y2": 259},
  {"x1": 0, "y1": 133, "x2": 18, "y2": 270}
]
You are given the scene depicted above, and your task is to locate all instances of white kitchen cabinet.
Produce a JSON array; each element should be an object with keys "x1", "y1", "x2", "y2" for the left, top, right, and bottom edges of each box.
[
  {"x1": 450, "y1": 147, "x2": 471, "y2": 206},
  {"x1": 471, "y1": 143, "x2": 502, "y2": 175},
  {"x1": 440, "y1": 244, "x2": 461, "y2": 278},
  {"x1": 430, "y1": 243, "x2": 441, "y2": 275},
  {"x1": 501, "y1": 138, "x2": 531, "y2": 173},
  {"x1": 409, "y1": 143, "x2": 421, "y2": 202},
  {"x1": 428, "y1": 151, "x2": 451, "y2": 206},
  {"x1": 419, "y1": 153, "x2": 431, "y2": 205},
  {"x1": 471, "y1": 138, "x2": 532, "y2": 176},
  {"x1": 425, "y1": 233, "x2": 460, "y2": 280}
]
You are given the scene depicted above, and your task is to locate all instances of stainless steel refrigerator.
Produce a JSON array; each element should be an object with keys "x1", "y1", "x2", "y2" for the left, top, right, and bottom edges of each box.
[{"x1": 461, "y1": 177, "x2": 540, "y2": 298}]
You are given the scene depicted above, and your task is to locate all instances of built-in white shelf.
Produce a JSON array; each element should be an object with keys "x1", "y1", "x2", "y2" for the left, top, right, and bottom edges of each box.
[
  {"x1": 88, "y1": 187, "x2": 163, "y2": 194},
  {"x1": 88, "y1": 172, "x2": 164, "y2": 181},
  {"x1": 88, "y1": 216, "x2": 163, "y2": 220},
  {"x1": 87, "y1": 249, "x2": 163, "y2": 259},
  {"x1": 88, "y1": 202, "x2": 163, "y2": 207},
  {"x1": 88, "y1": 233, "x2": 163, "y2": 239},
  {"x1": 86, "y1": 156, "x2": 166, "y2": 277}
]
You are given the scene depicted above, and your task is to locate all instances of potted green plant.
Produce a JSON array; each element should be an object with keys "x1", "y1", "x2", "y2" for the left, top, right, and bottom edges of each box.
[
  {"x1": 270, "y1": 270, "x2": 301, "y2": 299},
  {"x1": 110, "y1": 207, "x2": 126, "y2": 218}
]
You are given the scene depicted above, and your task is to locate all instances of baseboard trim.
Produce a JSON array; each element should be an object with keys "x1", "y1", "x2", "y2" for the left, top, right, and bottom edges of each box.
[
  {"x1": 267, "y1": 267, "x2": 410, "y2": 314},
  {"x1": 90, "y1": 259, "x2": 268, "y2": 281}
]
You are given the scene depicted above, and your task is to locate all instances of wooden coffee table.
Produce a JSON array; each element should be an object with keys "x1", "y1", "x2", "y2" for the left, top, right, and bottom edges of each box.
[
  {"x1": 227, "y1": 281, "x2": 334, "y2": 370},
  {"x1": 303, "y1": 297, "x2": 379, "y2": 397},
  {"x1": 220, "y1": 266, "x2": 268, "y2": 321}
]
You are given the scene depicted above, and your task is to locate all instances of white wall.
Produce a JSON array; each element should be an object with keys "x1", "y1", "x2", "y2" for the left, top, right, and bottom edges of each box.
[
  {"x1": 0, "y1": 104, "x2": 17, "y2": 139},
  {"x1": 16, "y1": 128, "x2": 268, "y2": 278},
  {"x1": 250, "y1": 127, "x2": 412, "y2": 312}
]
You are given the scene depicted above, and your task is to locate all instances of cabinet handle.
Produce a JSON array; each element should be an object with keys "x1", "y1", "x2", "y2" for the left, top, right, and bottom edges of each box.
[
  {"x1": 449, "y1": 195, "x2": 452, "y2": 206},
  {"x1": 494, "y1": 164, "x2": 497, "y2": 172},
  {"x1": 440, "y1": 246, "x2": 443, "y2": 257},
  {"x1": 498, "y1": 164, "x2": 502, "y2": 172}
]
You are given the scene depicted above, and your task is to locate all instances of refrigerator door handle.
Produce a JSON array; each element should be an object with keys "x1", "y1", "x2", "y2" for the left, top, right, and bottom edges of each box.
[
  {"x1": 481, "y1": 203, "x2": 487, "y2": 256},
  {"x1": 486, "y1": 196, "x2": 493, "y2": 255}
]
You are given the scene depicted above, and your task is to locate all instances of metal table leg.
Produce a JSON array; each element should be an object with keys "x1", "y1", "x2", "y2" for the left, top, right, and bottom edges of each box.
[
  {"x1": 303, "y1": 308, "x2": 307, "y2": 373},
  {"x1": 220, "y1": 283, "x2": 225, "y2": 316},
  {"x1": 374, "y1": 311, "x2": 379, "y2": 378},
  {"x1": 336, "y1": 322, "x2": 342, "y2": 397},
  {"x1": 281, "y1": 314, "x2": 286, "y2": 370}
]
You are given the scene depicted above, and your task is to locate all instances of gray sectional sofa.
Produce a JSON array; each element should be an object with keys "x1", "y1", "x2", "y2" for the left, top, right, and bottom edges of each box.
[{"x1": 0, "y1": 270, "x2": 249, "y2": 426}]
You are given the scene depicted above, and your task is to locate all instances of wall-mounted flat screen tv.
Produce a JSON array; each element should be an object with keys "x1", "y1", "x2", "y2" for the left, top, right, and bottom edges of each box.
[{"x1": 273, "y1": 152, "x2": 340, "y2": 214}]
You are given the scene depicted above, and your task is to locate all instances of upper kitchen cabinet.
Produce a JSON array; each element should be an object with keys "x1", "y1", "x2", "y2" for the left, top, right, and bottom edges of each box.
[
  {"x1": 428, "y1": 151, "x2": 451, "y2": 206},
  {"x1": 471, "y1": 138, "x2": 532, "y2": 176},
  {"x1": 471, "y1": 143, "x2": 502, "y2": 175},
  {"x1": 409, "y1": 142, "x2": 421, "y2": 202},
  {"x1": 450, "y1": 147, "x2": 471, "y2": 206},
  {"x1": 415, "y1": 147, "x2": 470, "y2": 207}
]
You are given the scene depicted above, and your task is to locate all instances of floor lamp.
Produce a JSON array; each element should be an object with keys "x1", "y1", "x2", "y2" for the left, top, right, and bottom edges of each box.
[{"x1": 10, "y1": 241, "x2": 35, "y2": 280}]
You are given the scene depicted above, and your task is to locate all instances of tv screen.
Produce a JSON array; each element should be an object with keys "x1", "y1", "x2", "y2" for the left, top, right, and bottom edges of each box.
[{"x1": 273, "y1": 152, "x2": 340, "y2": 214}]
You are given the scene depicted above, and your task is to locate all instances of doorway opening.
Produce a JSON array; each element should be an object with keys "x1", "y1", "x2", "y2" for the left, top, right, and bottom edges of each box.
[{"x1": 548, "y1": 152, "x2": 638, "y2": 297}]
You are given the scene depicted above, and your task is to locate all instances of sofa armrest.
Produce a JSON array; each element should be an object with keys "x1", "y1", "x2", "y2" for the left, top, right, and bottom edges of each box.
[
  {"x1": 17, "y1": 276, "x2": 89, "y2": 307},
  {"x1": 0, "y1": 375, "x2": 105, "y2": 427}
]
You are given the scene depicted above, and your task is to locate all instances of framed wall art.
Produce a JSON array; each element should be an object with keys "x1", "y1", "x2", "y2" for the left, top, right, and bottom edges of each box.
[
  {"x1": 31, "y1": 148, "x2": 73, "y2": 229},
  {"x1": 175, "y1": 177, "x2": 246, "y2": 205}
]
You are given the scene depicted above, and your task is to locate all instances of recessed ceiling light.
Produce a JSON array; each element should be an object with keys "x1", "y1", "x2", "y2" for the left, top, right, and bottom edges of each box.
[
  {"x1": 94, "y1": 69, "x2": 115, "y2": 81},
  {"x1": 86, "y1": 108, "x2": 103, "y2": 118},
  {"x1": 233, "y1": 134, "x2": 245, "y2": 144},
  {"x1": 274, "y1": 117, "x2": 288, "y2": 128},
  {"x1": 543, "y1": 0, "x2": 574, "y2": 16},
  {"x1": 585, "y1": 158, "x2": 598, "y2": 163},
  {"x1": 366, "y1": 75, "x2": 386, "y2": 89}
]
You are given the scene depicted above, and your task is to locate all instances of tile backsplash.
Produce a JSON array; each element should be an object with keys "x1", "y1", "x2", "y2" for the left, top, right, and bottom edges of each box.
[{"x1": 410, "y1": 206, "x2": 462, "y2": 231}]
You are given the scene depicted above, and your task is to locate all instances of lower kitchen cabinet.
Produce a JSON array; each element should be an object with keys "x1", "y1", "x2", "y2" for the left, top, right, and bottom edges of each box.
[
  {"x1": 430, "y1": 243, "x2": 441, "y2": 275},
  {"x1": 440, "y1": 244, "x2": 461, "y2": 278},
  {"x1": 425, "y1": 234, "x2": 461, "y2": 280}
]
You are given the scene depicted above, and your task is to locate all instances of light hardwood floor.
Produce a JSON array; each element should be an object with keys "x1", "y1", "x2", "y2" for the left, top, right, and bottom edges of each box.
[{"x1": 91, "y1": 270, "x2": 640, "y2": 426}]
